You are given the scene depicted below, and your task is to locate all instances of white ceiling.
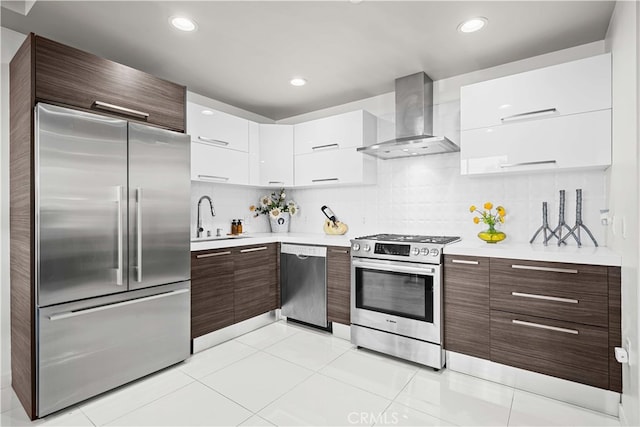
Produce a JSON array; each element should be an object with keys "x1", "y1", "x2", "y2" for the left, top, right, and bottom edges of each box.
[{"x1": 1, "y1": 1, "x2": 615, "y2": 120}]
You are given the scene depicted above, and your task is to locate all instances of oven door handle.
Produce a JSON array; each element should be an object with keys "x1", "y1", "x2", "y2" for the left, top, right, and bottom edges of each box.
[{"x1": 352, "y1": 259, "x2": 436, "y2": 275}]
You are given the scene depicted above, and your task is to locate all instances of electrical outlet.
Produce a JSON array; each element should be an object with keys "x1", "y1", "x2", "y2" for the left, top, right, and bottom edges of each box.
[
  {"x1": 622, "y1": 216, "x2": 627, "y2": 239},
  {"x1": 627, "y1": 337, "x2": 633, "y2": 366}
]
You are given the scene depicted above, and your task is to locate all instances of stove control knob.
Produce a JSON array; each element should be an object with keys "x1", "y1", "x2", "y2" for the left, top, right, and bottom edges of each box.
[
  {"x1": 363, "y1": 244, "x2": 371, "y2": 252},
  {"x1": 352, "y1": 243, "x2": 360, "y2": 251},
  {"x1": 430, "y1": 248, "x2": 440, "y2": 257},
  {"x1": 421, "y1": 248, "x2": 430, "y2": 256},
  {"x1": 412, "y1": 248, "x2": 420, "y2": 256}
]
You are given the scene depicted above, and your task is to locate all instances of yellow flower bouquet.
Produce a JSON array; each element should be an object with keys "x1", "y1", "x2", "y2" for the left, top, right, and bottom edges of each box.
[{"x1": 469, "y1": 202, "x2": 507, "y2": 243}]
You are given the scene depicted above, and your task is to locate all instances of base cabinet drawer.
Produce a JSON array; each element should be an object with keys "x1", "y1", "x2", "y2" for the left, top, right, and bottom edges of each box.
[
  {"x1": 490, "y1": 310, "x2": 609, "y2": 389},
  {"x1": 445, "y1": 308, "x2": 490, "y2": 360}
]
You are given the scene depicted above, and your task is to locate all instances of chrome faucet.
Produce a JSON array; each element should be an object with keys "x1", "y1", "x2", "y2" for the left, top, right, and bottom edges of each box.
[{"x1": 196, "y1": 195, "x2": 216, "y2": 238}]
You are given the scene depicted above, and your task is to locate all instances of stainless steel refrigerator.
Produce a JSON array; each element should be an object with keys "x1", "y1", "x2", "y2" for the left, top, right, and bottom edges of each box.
[{"x1": 35, "y1": 103, "x2": 191, "y2": 416}]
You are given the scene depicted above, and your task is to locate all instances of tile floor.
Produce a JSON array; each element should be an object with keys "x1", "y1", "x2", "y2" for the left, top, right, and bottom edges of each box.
[{"x1": 0, "y1": 321, "x2": 621, "y2": 426}]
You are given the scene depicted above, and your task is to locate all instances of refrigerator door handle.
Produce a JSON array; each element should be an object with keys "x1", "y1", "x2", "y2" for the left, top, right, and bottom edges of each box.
[
  {"x1": 136, "y1": 187, "x2": 143, "y2": 282},
  {"x1": 47, "y1": 288, "x2": 189, "y2": 321},
  {"x1": 115, "y1": 186, "x2": 124, "y2": 286}
]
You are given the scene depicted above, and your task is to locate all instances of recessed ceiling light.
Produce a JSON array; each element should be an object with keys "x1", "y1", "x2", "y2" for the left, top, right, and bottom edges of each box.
[
  {"x1": 457, "y1": 17, "x2": 488, "y2": 33},
  {"x1": 290, "y1": 78, "x2": 307, "y2": 87},
  {"x1": 170, "y1": 16, "x2": 197, "y2": 32},
  {"x1": 201, "y1": 109, "x2": 214, "y2": 116}
]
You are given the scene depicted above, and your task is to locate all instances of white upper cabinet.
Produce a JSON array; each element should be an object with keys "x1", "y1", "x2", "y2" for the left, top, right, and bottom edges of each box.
[
  {"x1": 259, "y1": 124, "x2": 294, "y2": 186},
  {"x1": 294, "y1": 110, "x2": 377, "y2": 186},
  {"x1": 191, "y1": 142, "x2": 249, "y2": 185},
  {"x1": 187, "y1": 102, "x2": 249, "y2": 152},
  {"x1": 460, "y1": 53, "x2": 611, "y2": 175},
  {"x1": 294, "y1": 110, "x2": 376, "y2": 155}
]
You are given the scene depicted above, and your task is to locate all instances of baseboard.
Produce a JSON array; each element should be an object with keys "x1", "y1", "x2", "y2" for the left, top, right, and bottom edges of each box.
[
  {"x1": 0, "y1": 371, "x2": 10, "y2": 389},
  {"x1": 618, "y1": 403, "x2": 628, "y2": 426},
  {"x1": 331, "y1": 322, "x2": 351, "y2": 341},
  {"x1": 192, "y1": 311, "x2": 277, "y2": 353},
  {"x1": 447, "y1": 351, "x2": 620, "y2": 417}
]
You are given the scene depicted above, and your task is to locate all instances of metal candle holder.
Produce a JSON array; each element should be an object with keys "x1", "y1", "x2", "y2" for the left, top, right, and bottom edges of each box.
[
  {"x1": 558, "y1": 189, "x2": 598, "y2": 247},
  {"x1": 530, "y1": 202, "x2": 563, "y2": 246},
  {"x1": 551, "y1": 189, "x2": 572, "y2": 246}
]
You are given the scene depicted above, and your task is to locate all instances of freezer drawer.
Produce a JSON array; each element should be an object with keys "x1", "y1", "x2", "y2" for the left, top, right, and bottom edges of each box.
[{"x1": 37, "y1": 282, "x2": 190, "y2": 417}]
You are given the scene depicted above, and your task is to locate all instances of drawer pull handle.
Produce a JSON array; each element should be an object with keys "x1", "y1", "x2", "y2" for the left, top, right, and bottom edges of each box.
[
  {"x1": 501, "y1": 108, "x2": 557, "y2": 122},
  {"x1": 240, "y1": 246, "x2": 268, "y2": 253},
  {"x1": 268, "y1": 181, "x2": 285, "y2": 185},
  {"x1": 312, "y1": 178, "x2": 339, "y2": 183},
  {"x1": 198, "y1": 136, "x2": 229, "y2": 146},
  {"x1": 48, "y1": 289, "x2": 189, "y2": 321},
  {"x1": 312, "y1": 143, "x2": 339, "y2": 151},
  {"x1": 94, "y1": 101, "x2": 150, "y2": 118},
  {"x1": 511, "y1": 292, "x2": 578, "y2": 304},
  {"x1": 500, "y1": 160, "x2": 557, "y2": 169},
  {"x1": 451, "y1": 259, "x2": 479, "y2": 265},
  {"x1": 198, "y1": 174, "x2": 229, "y2": 182},
  {"x1": 512, "y1": 319, "x2": 579, "y2": 335},
  {"x1": 511, "y1": 264, "x2": 578, "y2": 274},
  {"x1": 330, "y1": 249, "x2": 349, "y2": 254},
  {"x1": 196, "y1": 251, "x2": 232, "y2": 258}
]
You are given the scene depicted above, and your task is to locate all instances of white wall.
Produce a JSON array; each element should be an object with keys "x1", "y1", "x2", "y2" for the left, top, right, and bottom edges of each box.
[
  {"x1": 1, "y1": 27, "x2": 27, "y2": 390},
  {"x1": 605, "y1": 2, "x2": 639, "y2": 425}
]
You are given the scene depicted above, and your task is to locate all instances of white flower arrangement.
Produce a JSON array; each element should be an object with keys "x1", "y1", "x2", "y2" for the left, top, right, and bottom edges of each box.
[{"x1": 250, "y1": 188, "x2": 299, "y2": 218}]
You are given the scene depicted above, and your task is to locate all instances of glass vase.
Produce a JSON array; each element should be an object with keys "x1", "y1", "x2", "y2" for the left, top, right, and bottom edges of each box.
[{"x1": 477, "y1": 226, "x2": 506, "y2": 244}]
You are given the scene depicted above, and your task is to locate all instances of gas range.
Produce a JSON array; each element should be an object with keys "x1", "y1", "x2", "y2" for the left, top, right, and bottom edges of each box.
[{"x1": 351, "y1": 233, "x2": 461, "y2": 264}]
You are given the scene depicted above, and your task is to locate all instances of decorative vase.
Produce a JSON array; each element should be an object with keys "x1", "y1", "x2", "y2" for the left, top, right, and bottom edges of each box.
[
  {"x1": 269, "y1": 212, "x2": 290, "y2": 233},
  {"x1": 477, "y1": 226, "x2": 506, "y2": 244}
]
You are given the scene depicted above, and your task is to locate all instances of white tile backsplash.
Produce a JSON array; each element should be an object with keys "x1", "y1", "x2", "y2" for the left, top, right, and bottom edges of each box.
[{"x1": 191, "y1": 153, "x2": 608, "y2": 246}]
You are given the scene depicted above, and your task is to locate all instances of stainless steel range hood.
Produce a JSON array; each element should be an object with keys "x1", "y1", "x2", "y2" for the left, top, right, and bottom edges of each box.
[{"x1": 358, "y1": 72, "x2": 459, "y2": 160}]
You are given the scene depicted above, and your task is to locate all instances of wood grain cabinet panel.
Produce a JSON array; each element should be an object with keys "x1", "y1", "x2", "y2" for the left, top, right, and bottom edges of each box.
[
  {"x1": 490, "y1": 258, "x2": 608, "y2": 327},
  {"x1": 490, "y1": 310, "x2": 609, "y2": 389},
  {"x1": 443, "y1": 255, "x2": 490, "y2": 359},
  {"x1": 35, "y1": 36, "x2": 185, "y2": 132},
  {"x1": 233, "y1": 244, "x2": 278, "y2": 324},
  {"x1": 609, "y1": 266, "x2": 622, "y2": 392},
  {"x1": 190, "y1": 249, "x2": 235, "y2": 339},
  {"x1": 327, "y1": 246, "x2": 351, "y2": 325}
]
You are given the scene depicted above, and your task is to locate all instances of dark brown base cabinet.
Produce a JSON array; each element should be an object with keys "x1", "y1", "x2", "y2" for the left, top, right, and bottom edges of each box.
[
  {"x1": 10, "y1": 34, "x2": 186, "y2": 420},
  {"x1": 191, "y1": 243, "x2": 279, "y2": 339},
  {"x1": 443, "y1": 255, "x2": 622, "y2": 393},
  {"x1": 327, "y1": 246, "x2": 351, "y2": 325}
]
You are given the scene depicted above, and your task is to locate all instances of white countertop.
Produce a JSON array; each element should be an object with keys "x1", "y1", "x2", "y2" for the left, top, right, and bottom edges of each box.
[
  {"x1": 443, "y1": 240, "x2": 621, "y2": 266},
  {"x1": 190, "y1": 232, "x2": 352, "y2": 251}
]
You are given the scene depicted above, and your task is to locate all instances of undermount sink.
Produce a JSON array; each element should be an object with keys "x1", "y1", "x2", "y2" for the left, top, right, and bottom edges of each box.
[{"x1": 191, "y1": 235, "x2": 250, "y2": 243}]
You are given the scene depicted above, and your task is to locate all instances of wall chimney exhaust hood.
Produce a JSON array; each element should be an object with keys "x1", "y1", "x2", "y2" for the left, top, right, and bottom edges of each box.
[{"x1": 358, "y1": 72, "x2": 459, "y2": 160}]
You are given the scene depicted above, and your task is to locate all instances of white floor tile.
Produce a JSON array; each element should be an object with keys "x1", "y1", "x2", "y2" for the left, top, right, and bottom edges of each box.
[
  {"x1": 238, "y1": 414, "x2": 276, "y2": 426},
  {"x1": 0, "y1": 407, "x2": 92, "y2": 427},
  {"x1": 395, "y1": 368, "x2": 513, "y2": 426},
  {"x1": 106, "y1": 381, "x2": 251, "y2": 426},
  {"x1": 0, "y1": 386, "x2": 21, "y2": 414},
  {"x1": 179, "y1": 340, "x2": 257, "y2": 379},
  {"x1": 259, "y1": 373, "x2": 391, "y2": 426},
  {"x1": 375, "y1": 402, "x2": 455, "y2": 426},
  {"x1": 81, "y1": 367, "x2": 194, "y2": 426},
  {"x1": 508, "y1": 390, "x2": 620, "y2": 426},
  {"x1": 320, "y1": 349, "x2": 418, "y2": 400},
  {"x1": 264, "y1": 329, "x2": 352, "y2": 371},
  {"x1": 235, "y1": 322, "x2": 300, "y2": 349},
  {"x1": 199, "y1": 351, "x2": 313, "y2": 412}
]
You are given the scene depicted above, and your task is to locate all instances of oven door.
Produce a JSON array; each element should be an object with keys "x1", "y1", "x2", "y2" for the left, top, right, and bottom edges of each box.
[{"x1": 351, "y1": 257, "x2": 441, "y2": 344}]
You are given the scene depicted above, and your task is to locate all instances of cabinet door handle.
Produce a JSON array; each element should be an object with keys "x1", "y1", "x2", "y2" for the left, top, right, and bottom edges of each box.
[
  {"x1": 268, "y1": 181, "x2": 285, "y2": 185},
  {"x1": 512, "y1": 319, "x2": 579, "y2": 335},
  {"x1": 312, "y1": 143, "x2": 339, "y2": 151},
  {"x1": 451, "y1": 259, "x2": 479, "y2": 265},
  {"x1": 500, "y1": 160, "x2": 557, "y2": 168},
  {"x1": 511, "y1": 292, "x2": 578, "y2": 304},
  {"x1": 198, "y1": 136, "x2": 229, "y2": 146},
  {"x1": 330, "y1": 249, "x2": 349, "y2": 254},
  {"x1": 240, "y1": 246, "x2": 268, "y2": 253},
  {"x1": 511, "y1": 264, "x2": 578, "y2": 274},
  {"x1": 500, "y1": 108, "x2": 557, "y2": 122},
  {"x1": 196, "y1": 251, "x2": 231, "y2": 259},
  {"x1": 198, "y1": 175, "x2": 229, "y2": 182},
  {"x1": 312, "y1": 178, "x2": 339, "y2": 183},
  {"x1": 94, "y1": 101, "x2": 150, "y2": 118}
]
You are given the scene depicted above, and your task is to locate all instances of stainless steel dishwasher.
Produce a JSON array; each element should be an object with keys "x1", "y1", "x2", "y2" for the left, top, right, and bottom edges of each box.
[{"x1": 280, "y1": 244, "x2": 328, "y2": 328}]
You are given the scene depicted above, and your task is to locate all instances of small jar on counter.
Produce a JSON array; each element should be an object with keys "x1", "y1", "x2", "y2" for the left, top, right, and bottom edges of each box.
[{"x1": 231, "y1": 219, "x2": 238, "y2": 235}]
